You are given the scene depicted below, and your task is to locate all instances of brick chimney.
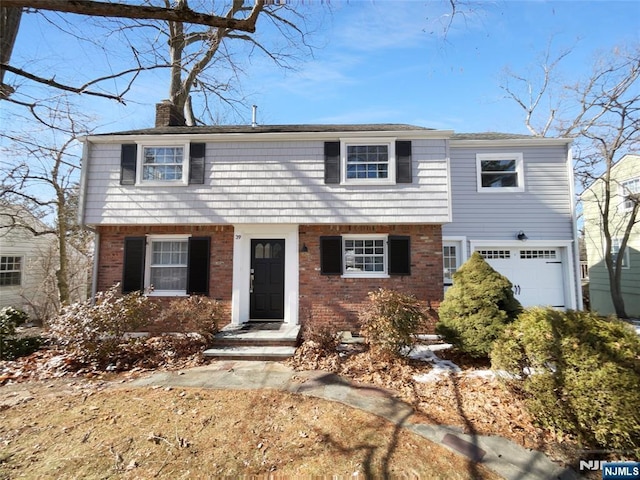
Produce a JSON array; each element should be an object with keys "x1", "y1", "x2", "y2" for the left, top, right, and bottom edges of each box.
[{"x1": 155, "y1": 100, "x2": 186, "y2": 127}]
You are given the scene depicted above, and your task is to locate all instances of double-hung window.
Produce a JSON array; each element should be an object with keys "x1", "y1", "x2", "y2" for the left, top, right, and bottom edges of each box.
[
  {"x1": 146, "y1": 237, "x2": 189, "y2": 294},
  {"x1": 620, "y1": 177, "x2": 639, "y2": 212},
  {"x1": 341, "y1": 139, "x2": 396, "y2": 184},
  {"x1": 0, "y1": 256, "x2": 22, "y2": 286},
  {"x1": 343, "y1": 236, "x2": 387, "y2": 276},
  {"x1": 320, "y1": 234, "x2": 411, "y2": 277},
  {"x1": 612, "y1": 238, "x2": 630, "y2": 269},
  {"x1": 142, "y1": 146, "x2": 185, "y2": 182},
  {"x1": 120, "y1": 142, "x2": 206, "y2": 186},
  {"x1": 476, "y1": 153, "x2": 524, "y2": 192}
]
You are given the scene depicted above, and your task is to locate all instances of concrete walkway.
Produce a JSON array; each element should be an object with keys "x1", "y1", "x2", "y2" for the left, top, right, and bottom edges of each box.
[{"x1": 130, "y1": 360, "x2": 582, "y2": 480}]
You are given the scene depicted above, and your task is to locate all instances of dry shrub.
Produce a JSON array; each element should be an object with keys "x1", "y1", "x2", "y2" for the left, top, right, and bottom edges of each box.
[
  {"x1": 154, "y1": 296, "x2": 224, "y2": 340},
  {"x1": 302, "y1": 323, "x2": 339, "y2": 353},
  {"x1": 359, "y1": 288, "x2": 428, "y2": 359},
  {"x1": 48, "y1": 284, "x2": 157, "y2": 366}
]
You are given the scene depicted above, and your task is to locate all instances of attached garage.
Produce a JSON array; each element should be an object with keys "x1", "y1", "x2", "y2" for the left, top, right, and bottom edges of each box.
[{"x1": 472, "y1": 245, "x2": 570, "y2": 309}]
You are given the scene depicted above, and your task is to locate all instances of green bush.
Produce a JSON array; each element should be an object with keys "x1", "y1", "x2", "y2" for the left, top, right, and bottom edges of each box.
[
  {"x1": 359, "y1": 288, "x2": 429, "y2": 358},
  {"x1": 436, "y1": 252, "x2": 521, "y2": 358},
  {"x1": 491, "y1": 308, "x2": 640, "y2": 453},
  {"x1": 0, "y1": 307, "x2": 38, "y2": 360},
  {"x1": 48, "y1": 284, "x2": 157, "y2": 366},
  {"x1": 154, "y1": 296, "x2": 224, "y2": 340}
]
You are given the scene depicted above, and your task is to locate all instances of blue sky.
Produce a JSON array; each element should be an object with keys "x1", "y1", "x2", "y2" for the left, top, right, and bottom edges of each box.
[{"x1": 5, "y1": 0, "x2": 640, "y2": 135}]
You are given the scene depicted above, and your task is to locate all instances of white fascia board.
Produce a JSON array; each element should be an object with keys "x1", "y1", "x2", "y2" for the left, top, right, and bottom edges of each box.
[{"x1": 82, "y1": 129, "x2": 455, "y2": 144}]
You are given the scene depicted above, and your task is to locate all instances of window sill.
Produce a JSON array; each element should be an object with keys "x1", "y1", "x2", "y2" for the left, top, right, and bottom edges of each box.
[
  {"x1": 341, "y1": 273, "x2": 390, "y2": 279},
  {"x1": 146, "y1": 291, "x2": 189, "y2": 297},
  {"x1": 477, "y1": 187, "x2": 525, "y2": 193}
]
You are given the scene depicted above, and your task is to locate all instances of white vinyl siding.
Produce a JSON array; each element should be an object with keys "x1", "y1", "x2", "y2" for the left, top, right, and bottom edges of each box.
[{"x1": 82, "y1": 138, "x2": 450, "y2": 225}]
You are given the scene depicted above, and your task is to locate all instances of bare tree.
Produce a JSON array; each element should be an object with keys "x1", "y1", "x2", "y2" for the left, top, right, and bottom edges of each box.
[
  {"x1": 501, "y1": 43, "x2": 640, "y2": 317},
  {"x1": 0, "y1": 99, "x2": 91, "y2": 306},
  {"x1": 0, "y1": 1, "x2": 264, "y2": 101}
]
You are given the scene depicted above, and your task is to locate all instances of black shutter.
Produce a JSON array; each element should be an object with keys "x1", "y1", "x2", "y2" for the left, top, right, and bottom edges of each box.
[
  {"x1": 122, "y1": 237, "x2": 145, "y2": 293},
  {"x1": 324, "y1": 141, "x2": 340, "y2": 184},
  {"x1": 396, "y1": 141, "x2": 412, "y2": 184},
  {"x1": 120, "y1": 144, "x2": 137, "y2": 185},
  {"x1": 189, "y1": 143, "x2": 206, "y2": 185},
  {"x1": 320, "y1": 236, "x2": 342, "y2": 275},
  {"x1": 388, "y1": 235, "x2": 411, "y2": 275},
  {"x1": 187, "y1": 237, "x2": 211, "y2": 295}
]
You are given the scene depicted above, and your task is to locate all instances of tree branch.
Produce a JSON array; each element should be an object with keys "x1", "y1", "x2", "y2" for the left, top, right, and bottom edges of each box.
[{"x1": 3, "y1": 0, "x2": 264, "y2": 31}]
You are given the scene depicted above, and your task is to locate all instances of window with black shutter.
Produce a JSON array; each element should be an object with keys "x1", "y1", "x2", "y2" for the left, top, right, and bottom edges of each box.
[
  {"x1": 324, "y1": 142, "x2": 341, "y2": 184},
  {"x1": 395, "y1": 141, "x2": 412, "y2": 183},
  {"x1": 187, "y1": 237, "x2": 211, "y2": 295},
  {"x1": 120, "y1": 144, "x2": 137, "y2": 185},
  {"x1": 320, "y1": 236, "x2": 342, "y2": 274},
  {"x1": 122, "y1": 237, "x2": 145, "y2": 293},
  {"x1": 189, "y1": 143, "x2": 206, "y2": 184},
  {"x1": 388, "y1": 235, "x2": 411, "y2": 275}
]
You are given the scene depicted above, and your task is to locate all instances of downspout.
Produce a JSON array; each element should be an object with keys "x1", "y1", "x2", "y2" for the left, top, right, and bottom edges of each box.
[
  {"x1": 567, "y1": 145, "x2": 584, "y2": 310},
  {"x1": 78, "y1": 137, "x2": 99, "y2": 301}
]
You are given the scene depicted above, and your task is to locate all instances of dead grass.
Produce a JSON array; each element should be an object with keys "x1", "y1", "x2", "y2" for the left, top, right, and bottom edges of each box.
[{"x1": 0, "y1": 381, "x2": 500, "y2": 479}]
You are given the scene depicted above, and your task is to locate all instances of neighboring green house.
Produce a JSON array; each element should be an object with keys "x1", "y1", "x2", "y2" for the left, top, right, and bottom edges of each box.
[{"x1": 582, "y1": 154, "x2": 640, "y2": 317}]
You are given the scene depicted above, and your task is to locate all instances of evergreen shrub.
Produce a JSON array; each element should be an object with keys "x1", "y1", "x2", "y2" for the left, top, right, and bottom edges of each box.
[
  {"x1": 436, "y1": 252, "x2": 521, "y2": 358},
  {"x1": 491, "y1": 308, "x2": 640, "y2": 453}
]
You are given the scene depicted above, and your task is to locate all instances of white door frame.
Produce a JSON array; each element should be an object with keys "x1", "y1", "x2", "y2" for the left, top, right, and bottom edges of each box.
[{"x1": 231, "y1": 224, "x2": 299, "y2": 326}]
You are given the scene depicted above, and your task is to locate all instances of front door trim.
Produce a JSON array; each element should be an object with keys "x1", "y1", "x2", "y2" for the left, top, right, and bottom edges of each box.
[{"x1": 231, "y1": 224, "x2": 299, "y2": 326}]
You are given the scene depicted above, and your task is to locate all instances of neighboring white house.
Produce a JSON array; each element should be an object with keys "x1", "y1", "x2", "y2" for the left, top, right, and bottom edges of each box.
[
  {"x1": 582, "y1": 154, "x2": 640, "y2": 317},
  {"x1": 77, "y1": 105, "x2": 582, "y2": 331},
  {"x1": 0, "y1": 205, "x2": 89, "y2": 321}
]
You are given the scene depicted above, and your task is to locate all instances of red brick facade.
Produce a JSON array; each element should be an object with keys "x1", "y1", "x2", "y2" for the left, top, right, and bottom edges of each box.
[
  {"x1": 298, "y1": 224, "x2": 442, "y2": 332},
  {"x1": 96, "y1": 225, "x2": 235, "y2": 329},
  {"x1": 95, "y1": 223, "x2": 442, "y2": 333}
]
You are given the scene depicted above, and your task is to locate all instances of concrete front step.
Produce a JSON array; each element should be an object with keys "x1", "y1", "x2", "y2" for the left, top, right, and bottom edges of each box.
[{"x1": 203, "y1": 345, "x2": 297, "y2": 361}]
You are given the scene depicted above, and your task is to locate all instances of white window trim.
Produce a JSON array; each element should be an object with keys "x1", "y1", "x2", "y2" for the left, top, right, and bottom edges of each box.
[
  {"x1": 136, "y1": 141, "x2": 190, "y2": 186},
  {"x1": 619, "y1": 177, "x2": 639, "y2": 212},
  {"x1": 443, "y1": 238, "x2": 466, "y2": 286},
  {"x1": 340, "y1": 138, "x2": 396, "y2": 185},
  {"x1": 144, "y1": 234, "x2": 191, "y2": 296},
  {"x1": 0, "y1": 255, "x2": 23, "y2": 287},
  {"x1": 611, "y1": 238, "x2": 631, "y2": 269},
  {"x1": 476, "y1": 152, "x2": 525, "y2": 193},
  {"x1": 341, "y1": 234, "x2": 390, "y2": 278}
]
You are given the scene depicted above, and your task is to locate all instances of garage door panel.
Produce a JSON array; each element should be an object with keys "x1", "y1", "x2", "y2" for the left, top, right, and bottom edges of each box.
[{"x1": 476, "y1": 248, "x2": 566, "y2": 309}]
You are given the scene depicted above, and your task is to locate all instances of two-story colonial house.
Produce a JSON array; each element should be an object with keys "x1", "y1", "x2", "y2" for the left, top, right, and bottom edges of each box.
[{"x1": 77, "y1": 104, "x2": 581, "y2": 332}]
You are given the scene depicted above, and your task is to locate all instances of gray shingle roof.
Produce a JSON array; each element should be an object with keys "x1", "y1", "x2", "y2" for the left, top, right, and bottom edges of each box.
[{"x1": 97, "y1": 124, "x2": 436, "y2": 136}]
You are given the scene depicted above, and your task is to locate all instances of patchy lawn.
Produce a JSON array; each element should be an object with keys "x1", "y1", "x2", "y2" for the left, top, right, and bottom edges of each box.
[{"x1": 0, "y1": 380, "x2": 500, "y2": 479}]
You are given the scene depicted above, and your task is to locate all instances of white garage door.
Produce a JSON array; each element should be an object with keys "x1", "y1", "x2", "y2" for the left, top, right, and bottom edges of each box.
[{"x1": 476, "y1": 248, "x2": 566, "y2": 308}]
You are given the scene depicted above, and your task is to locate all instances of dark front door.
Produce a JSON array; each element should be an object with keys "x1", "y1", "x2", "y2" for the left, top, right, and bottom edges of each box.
[{"x1": 250, "y1": 239, "x2": 285, "y2": 320}]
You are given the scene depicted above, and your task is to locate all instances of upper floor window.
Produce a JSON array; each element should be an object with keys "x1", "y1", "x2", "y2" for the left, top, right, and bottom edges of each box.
[
  {"x1": 612, "y1": 238, "x2": 630, "y2": 269},
  {"x1": 120, "y1": 142, "x2": 206, "y2": 186},
  {"x1": 476, "y1": 153, "x2": 524, "y2": 192},
  {"x1": 142, "y1": 146, "x2": 185, "y2": 182},
  {"x1": 620, "y1": 177, "x2": 639, "y2": 211},
  {"x1": 346, "y1": 145, "x2": 390, "y2": 181},
  {"x1": 341, "y1": 139, "x2": 397, "y2": 185},
  {"x1": 0, "y1": 256, "x2": 22, "y2": 286},
  {"x1": 324, "y1": 140, "x2": 412, "y2": 185}
]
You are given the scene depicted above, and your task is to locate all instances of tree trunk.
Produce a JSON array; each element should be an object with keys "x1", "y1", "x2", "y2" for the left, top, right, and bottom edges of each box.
[{"x1": 0, "y1": 7, "x2": 22, "y2": 97}]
